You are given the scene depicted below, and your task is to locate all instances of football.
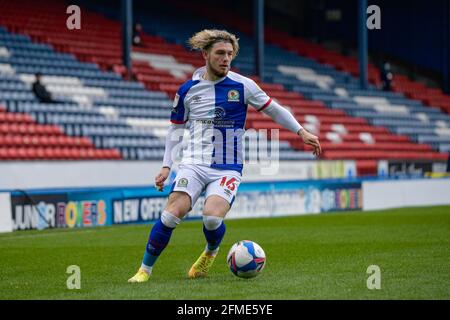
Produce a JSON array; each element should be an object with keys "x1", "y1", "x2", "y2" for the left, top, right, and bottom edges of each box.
[{"x1": 226, "y1": 240, "x2": 266, "y2": 278}]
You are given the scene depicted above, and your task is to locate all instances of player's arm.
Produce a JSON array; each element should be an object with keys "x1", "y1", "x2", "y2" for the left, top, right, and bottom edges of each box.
[
  {"x1": 155, "y1": 122, "x2": 186, "y2": 191},
  {"x1": 245, "y1": 79, "x2": 321, "y2": 156},
  {"x1": 260, "y1": 100, "x2": 321, "y2": 156},
  {"x1": 155, "y1": 92, "x2": 189, "y2": 191}
]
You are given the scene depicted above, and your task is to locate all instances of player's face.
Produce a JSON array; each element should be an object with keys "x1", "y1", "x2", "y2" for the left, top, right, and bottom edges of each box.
[{"x1": 205, "y1": 42, "x2": 234, "y2": 78}]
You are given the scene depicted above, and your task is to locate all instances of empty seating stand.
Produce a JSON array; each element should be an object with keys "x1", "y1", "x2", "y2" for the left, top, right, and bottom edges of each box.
[
  {"x1": 0, "y1": 0, "x2": 311, "y2": 163},
  {"x1": 0, "y1": 0, "x2": 448, "y2": 175},
  {"x1": 0, "y1": 104, "x2": 120, "y2": 160},
  {"x1": 153, "y1": 0, "x2": 449, "y2": 175}
]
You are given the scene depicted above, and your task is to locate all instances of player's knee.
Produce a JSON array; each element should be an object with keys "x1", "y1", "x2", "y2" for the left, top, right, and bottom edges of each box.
[
  {"x1": 203, "y1": 215, "x2": 223, "y2": 230},
  {"x1": 165, "y1": 192, "x2": 191, "y2": 218},
  {"x1": 164, "y1": 205, "x2": 186, "y2": 219},
  {"x1": 160, "y1": 210, "x2": 181, "y2": 229}
]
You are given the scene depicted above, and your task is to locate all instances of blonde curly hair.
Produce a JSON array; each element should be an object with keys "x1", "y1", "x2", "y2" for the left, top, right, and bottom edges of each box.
[{"x1": 187, "y1": 29, "x2": 239, "y2": 58}]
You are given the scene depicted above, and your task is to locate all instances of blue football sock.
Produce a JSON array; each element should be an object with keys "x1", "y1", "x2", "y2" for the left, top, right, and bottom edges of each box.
[
  {"x1": 203, "y1": 221, "x2": 226, "y2": 253},
  {"x1": 142, "y1": 219, "x2": 174, "y2": 268}
]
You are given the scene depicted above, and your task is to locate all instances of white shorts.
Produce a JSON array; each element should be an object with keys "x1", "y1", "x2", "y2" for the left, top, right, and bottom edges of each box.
[{"x1": 170, "y1": 163, "x2": 242, "y2": 208}]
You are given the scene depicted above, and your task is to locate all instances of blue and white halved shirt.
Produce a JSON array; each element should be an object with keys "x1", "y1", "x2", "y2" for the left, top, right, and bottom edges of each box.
[{"x1": 170, "y1": 66, "x2": 272, "y2": 174}]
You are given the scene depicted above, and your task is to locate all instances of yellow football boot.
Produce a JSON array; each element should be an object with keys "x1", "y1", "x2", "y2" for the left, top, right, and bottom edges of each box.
[
  {"x1": 128, "y1": 268, "x2": 151, "y2": 283},
  {"x1": 188, "y1": 251, "x2": 217, "y2": 278}
]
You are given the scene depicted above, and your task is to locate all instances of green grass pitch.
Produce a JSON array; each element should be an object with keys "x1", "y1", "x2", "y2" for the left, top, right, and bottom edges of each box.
[{"x1": 0, "y1": 206, "x2": 449, "y2": 299}]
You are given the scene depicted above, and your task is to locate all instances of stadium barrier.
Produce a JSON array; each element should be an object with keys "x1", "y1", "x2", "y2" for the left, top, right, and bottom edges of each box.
[
  {"x1": 377, "y1": 160, "x2": 448, "y2": 177},
  {"x1": 243, "y1": 160, "x2": 356, "y2": 181},
  {"x1": 6, "y1": 178, "x2": 362, "y2": 231},
  {"x1": 0, "y1": 160, "x2": 355, "y2": 190},
  {"x1": 2, "y1": 173, "x2": 450, "y2": 233},
  {"x1": 362, "y1": 178, "x2": 450, "y2": 210},
  {"x1": 0, "y1": 161, "x2": 160, "y2": 190},
  {"x1": 0, "y1": 192, "x2": 12, "y2": 232}
]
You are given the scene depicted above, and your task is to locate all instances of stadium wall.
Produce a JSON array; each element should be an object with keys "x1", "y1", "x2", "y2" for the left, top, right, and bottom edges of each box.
[
  {"x1": 0, "y1": 161, "x2": 160, "y2": 190},
  {"x1": 2, "y1": 167, "x2": 450, "y2": 233},
  {"x1": 7, "y1": 178, "x2": 363, "y2": 232},
  {"x1": 0, "y1": 160, "x2": 356, "y2": 189},
  {"x1": 363, "y1": 178, "x2": 450, "y2": 210},
  {"x1": 0, "y1": 192, "x2": 12, "y2": 233}
]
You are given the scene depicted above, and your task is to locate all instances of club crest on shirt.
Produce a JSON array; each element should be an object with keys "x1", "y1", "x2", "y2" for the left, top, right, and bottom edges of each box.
[
  {"x1": 227, "y1": 90, "x2": 240, "y2": 102},
  {"x1": 172, "y1": 93, "x2": 180, "y2": 112},
  {"x1": 177, "y1": 178, "x2": 188, "y2": 187}
]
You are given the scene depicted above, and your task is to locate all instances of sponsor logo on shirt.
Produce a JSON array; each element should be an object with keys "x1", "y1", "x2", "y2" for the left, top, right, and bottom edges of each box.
[
  {"x1": 215, "y1": 106, "x2": 226, "y2": 119},
  {"x1": 227, "y1": 90, "x2": 240, "y2": 102}
]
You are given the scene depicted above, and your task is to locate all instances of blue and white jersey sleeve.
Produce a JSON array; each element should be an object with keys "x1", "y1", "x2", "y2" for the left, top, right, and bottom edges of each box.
[
  {"x1": 166, "y1": 79, "x2": 202, "y2": 168},
  {"x1": 243, "y1": 78, "x2": 272, "y2": 112},
  {"x1": 170, "y1": 92, "x2": 189, "y2": 124},
  {"x1": 170, "y1": 79, "x2": 201, "y2": 124}
]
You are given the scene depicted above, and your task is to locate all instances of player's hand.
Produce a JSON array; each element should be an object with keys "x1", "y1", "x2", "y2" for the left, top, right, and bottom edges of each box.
[
  {"x1": 155, "y1": 167, "x2": 170, "y2": 191},
  {"x1": 298, "y1": 129, "x2": 322, "y2": 156}
]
